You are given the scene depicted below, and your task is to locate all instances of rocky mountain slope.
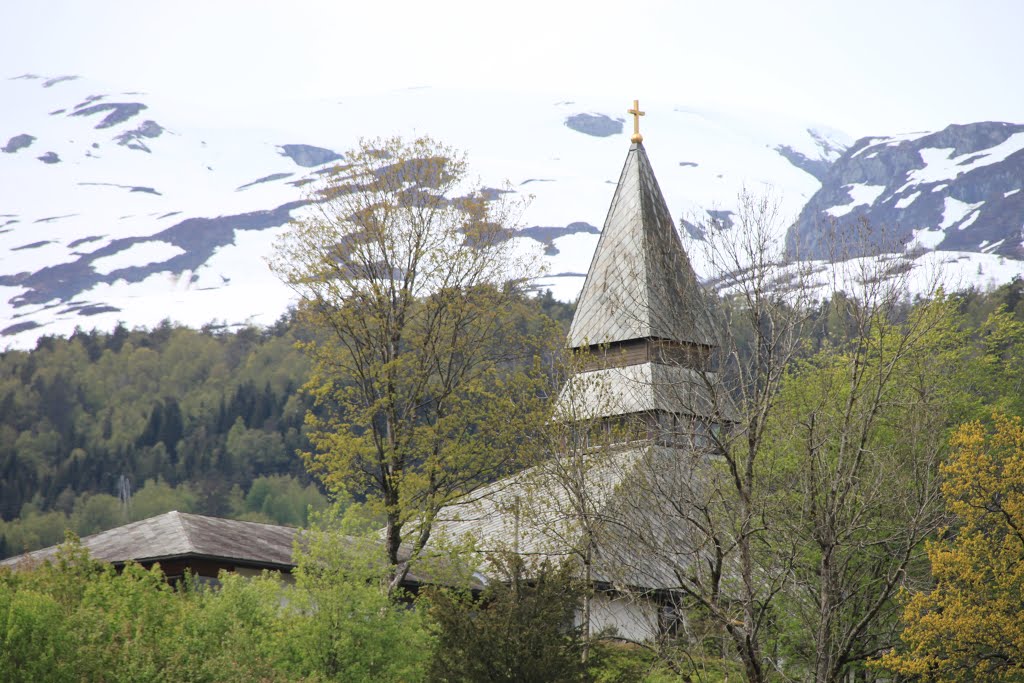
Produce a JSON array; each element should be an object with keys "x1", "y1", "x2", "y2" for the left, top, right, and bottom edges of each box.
[{"x1": 787, "y1": 122, "x2": 1024, "y2": 261}]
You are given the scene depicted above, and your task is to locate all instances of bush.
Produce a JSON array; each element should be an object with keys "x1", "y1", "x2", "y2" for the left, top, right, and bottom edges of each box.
[{"x1": 426, "y1": 551, "x2": 586, "y2": 683}]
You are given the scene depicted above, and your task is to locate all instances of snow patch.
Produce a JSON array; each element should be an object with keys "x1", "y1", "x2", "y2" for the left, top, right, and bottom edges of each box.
[
  {"x1": 895, "y1": 191, "x2": 921, "y2": 209},
  {"x1": 909, "y1": 227, "x2": 945, "y2": 250},
  {"x1": 958, "y1": 210, "x2": 981, "y2": 232},
  {"x1": 939, "y1": 197, "x2": 983, "y2": 230},
  {"x1": 826, "y1": 183, "x2": 887, "y2": 217},
  {"x1": 851, "y1": 132, "x2": 933, "y2": 159},
  {"x1": 92, "y1": 241, "x2": 185, "y2": 275},
  {"x1": 904, "y1": 134, "x2": 1024, "y2": 188}
]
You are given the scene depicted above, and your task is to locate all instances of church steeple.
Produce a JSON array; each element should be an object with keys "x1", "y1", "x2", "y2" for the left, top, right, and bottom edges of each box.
[
  {"x1": 558, "y1": 110, "x2": 728, "y2": 432},
  {"x1": 568, "y1": 139, "x2": 714, "y2": 362}
]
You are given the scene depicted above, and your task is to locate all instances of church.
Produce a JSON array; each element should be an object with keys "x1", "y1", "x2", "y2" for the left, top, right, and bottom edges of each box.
[
  {"x1": 2, "y1": 102, "x2": 728, "y2": 644},
  {"x1": 428, "y1": 102, "x2": 731, "y2": 642}
]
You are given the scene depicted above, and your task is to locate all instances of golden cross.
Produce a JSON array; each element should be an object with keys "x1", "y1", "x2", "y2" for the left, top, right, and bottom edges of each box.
[{"x1": 627, "y1": 99, "x2": 645, "y2": 143}]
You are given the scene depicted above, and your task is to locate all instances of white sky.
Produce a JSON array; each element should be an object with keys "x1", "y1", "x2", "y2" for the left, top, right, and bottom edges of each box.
[{"x1": 1, "y1": 0, "x2": 1022, "y2": 138}]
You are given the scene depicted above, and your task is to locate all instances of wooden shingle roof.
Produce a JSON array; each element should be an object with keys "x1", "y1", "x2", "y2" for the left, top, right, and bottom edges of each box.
[
  {"x1": 568, "y1": 142, "x2": 713, "y2": 349},
  {"x1": 556, "y1": 362, "x2": 734, "y2": 422},
  {"x1": 429, "y1": 444, "x2": 702, "y2": 591},
  {"x1": 0, "y1": 511, "x2": 297, "y2": 570},
  {"x1": 0, "y1": 512, "x2": 484, "y2": 590}
]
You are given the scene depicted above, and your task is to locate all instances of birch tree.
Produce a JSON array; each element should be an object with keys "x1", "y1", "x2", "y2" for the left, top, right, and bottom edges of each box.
[{"x1": 648, "y1": 190, "x2": 815, "y2": 681}]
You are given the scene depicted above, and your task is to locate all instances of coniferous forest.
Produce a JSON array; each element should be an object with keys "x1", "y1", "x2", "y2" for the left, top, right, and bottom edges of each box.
[
  {"x1": 0, "y1": 315, "x2": 318, "y2": 556},
  {"x1": 3, "y1": 280, "x2": 1024, "y2": 554},
  {"x1": 0, "y1": 292, "x2": 578, "y2": 559}
]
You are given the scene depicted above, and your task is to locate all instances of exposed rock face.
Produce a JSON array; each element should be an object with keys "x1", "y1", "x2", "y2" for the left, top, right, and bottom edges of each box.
[
  {"x1": 564, "y1": 113, "x2": 624, "y2": 137},
  {"x1": 78, "y1": 182, "x2": 160, "y2": 195},
  {"x1": 42, "y1": 75, "x2": 79, "y2": 88},
  {"x1": 70, "y1": 102, "x2": 148, "y2": 129},
  {"x1": 774, "y1": 144, "x2": 830, "y2": 181},
  {"x1": 278, "y1": 144, "x2": 343, "y2": 167},
  {"x1": 237, "y1": 172, "x2": 294, "y2": 191},
  {"x1": 517, "y1": 222, "x2": 600, "y2": 255},
  {"x1": 13, "y1": 240, "x2": 51, "y2": 250},
  {"x1": 2, "y1": 134, "x2": 36, "y2": 153},
  {"x1": 0, "y1": 200, "x2": 307, "y2": 310},
  {"x1": 6, "y1": 71, "x2": 1024, "y2": 350},
  {"x1": 705, "y1": 209, "x2": 734, "y2": 230},
  {"x1": 786, "y1": 122, "x2": 1024, "y2": 259},
  {"x1": 774, "y1": 128, "x2": 848, "y2": 181},
  {"x1": 114, "y1": 120, "x2": 164, "y2": 152}
]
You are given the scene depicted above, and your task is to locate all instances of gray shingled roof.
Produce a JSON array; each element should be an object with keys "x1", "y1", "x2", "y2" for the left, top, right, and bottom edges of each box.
[
  {"x1": 0, "y1": 512, "x2": 484, "y2": 590},
  {"x1": 568, "y1": 142, "x2": 714, "y2": 349},
  {"x1": 429, "y1": 445, "x2": 702, "y2": 590},
  {"x1": 0, "y1": 511, "x2": 297, "y2": 569}
]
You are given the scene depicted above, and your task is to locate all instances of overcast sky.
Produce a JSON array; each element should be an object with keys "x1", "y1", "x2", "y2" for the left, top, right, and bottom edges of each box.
[{"x1": 2, "y1": 0, "x2": 1021, "y2": 138}]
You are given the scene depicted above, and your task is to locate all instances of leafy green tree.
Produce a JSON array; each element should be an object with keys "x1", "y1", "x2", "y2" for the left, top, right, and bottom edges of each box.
[
  {"x1": 225, "y1": 417, "x2": 289, "y2": 478},
  {"x1": 0, "y1": 587, "x2": 69, "y2": 681},
  {"x1": 130, "y1": 478, "x2": 198, "y2": 520},
  {"x1": 282, "y1": 513, "x2": 433, "y2": 681},
  {"x1": 974, "y1": 305, "x2": 1024, "y2": 416},
  {"x1": 764, "y1": 295, "x2": 972, "y2": 681},
  {"x1": 0, "y1": 508, "x2": 69, "y2": 557},
  {"x1": 0, "y1": 320, "x2": 319, "y2": 555},
  {"x1": 270, "y1": 135, "x2": 548, "y2": 593},
  {"x1": 174, "y1": 571, "x2": 290, "y2": 682},
  {"x1": 1, "y1": 530, "x2": 434, "y2": 681},
  {"x1": 71, "y1": 493, "x2": 123, "y2": 536},
  {"x1": 230, "y1": 474, "x2": 327, "y2": 526}
]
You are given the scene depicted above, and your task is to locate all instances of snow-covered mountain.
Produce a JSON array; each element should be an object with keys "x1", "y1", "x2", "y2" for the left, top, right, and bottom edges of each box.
[
  {"x1": 0, "y1": 73, "x2": 847, "y2": 349},
  {"x1": 3, "y1": 73, "x2": 1022, "y2": 351}
]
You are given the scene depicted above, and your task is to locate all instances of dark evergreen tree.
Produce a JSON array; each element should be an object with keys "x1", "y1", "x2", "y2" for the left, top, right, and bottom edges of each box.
[
  {"x1": 159, "y1": 398, "x2": 183, "y2": 459},
  {"x1": 427, "y1": 553, "x2": 586, "y2": 683},
  {"x1": 138, "y1": 401, "x2": 163, "y2": 449}
]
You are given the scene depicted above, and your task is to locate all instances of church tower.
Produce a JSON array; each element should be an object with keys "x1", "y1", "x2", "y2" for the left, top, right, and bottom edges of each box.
[
  {"x1": 561, "y1": 102, "x2": 724, "y2": 442},
  {"x1": 428, "y1": 106, "x2": 723, "y2": 642}
]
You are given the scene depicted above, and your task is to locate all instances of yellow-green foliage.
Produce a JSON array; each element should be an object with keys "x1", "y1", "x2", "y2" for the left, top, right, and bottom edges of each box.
[
  {"x1": 878, "y1": 414, "x2": 1024, "y2": 681},
  {"x1": 0, "y1": 534, "x2": 433, "y2": 682},
  {"x1": 270, "y1": 135, "x2": 554, "y2": 588}
]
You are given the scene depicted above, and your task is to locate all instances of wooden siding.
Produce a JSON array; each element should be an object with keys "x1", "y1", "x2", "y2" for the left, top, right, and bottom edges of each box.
[{"x1": 578, "y1": 339, "x2": 712, "y2": 372}]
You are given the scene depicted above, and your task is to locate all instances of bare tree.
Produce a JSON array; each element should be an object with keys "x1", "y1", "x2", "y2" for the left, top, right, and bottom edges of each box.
[
  {"x1": 652, "y1": 189, "x2": 815, "y2": 682},
  {"x1": 768, "y1": 257, "x2": 961, "y2": 681},
  {"x1": 597, "y1": 189, "x2": 958, "y2": 682}
]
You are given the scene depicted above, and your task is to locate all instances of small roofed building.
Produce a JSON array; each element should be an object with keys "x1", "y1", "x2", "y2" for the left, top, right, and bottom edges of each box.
[
  {"x1": 429, "y1": 106, "x2": 732, "y2": 643},
  {"x1": 0, "y1": 510, "x2": 481, "y2": 594},
  {"x1": 0, "y1": 511, "x2": 299, "y2": 584}
]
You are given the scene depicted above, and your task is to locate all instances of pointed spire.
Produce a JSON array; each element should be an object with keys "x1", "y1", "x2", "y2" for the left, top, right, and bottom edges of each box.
[{"x1": 568, "y1": 142, "x2": 713, "y2": 350}]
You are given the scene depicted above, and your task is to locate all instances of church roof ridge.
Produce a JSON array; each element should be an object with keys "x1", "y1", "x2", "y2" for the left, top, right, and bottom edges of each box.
[{"x1": 567, "y1": 141, "x2": 714, "y2": 350}]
